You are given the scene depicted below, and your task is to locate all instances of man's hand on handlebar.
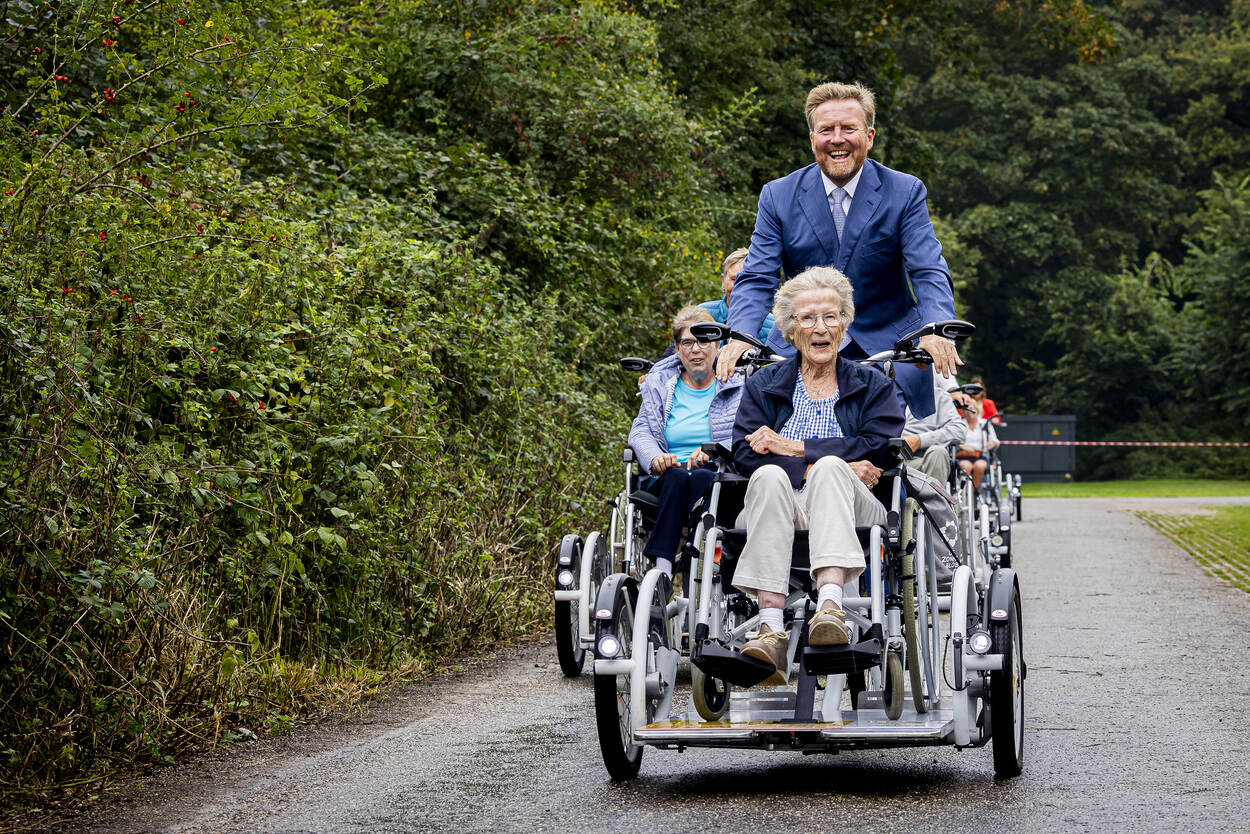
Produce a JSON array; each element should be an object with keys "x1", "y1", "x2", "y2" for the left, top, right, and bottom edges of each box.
[
  {"x1": 715, "y1": 339, "x2": 752, "y2": 382},
  {"x1": 917, "y1": 333, "x2": 963, "y2": 378}
]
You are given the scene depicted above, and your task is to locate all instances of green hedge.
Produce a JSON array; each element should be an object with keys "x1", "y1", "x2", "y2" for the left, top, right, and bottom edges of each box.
[{"x1": 0, "y1": 0, "x2": 718, "y2": 798}]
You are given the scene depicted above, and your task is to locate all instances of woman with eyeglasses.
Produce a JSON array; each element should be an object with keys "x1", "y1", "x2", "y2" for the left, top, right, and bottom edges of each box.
[
  {"x1": 729, "y1": 266, "x2": 904, "y2": 685},
  {"x1": 628, "y1": 306, "x2": 744, "y2": 579}
]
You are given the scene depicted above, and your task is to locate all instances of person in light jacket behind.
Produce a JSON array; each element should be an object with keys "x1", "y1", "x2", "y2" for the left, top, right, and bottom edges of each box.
[
  {"x1": 628, "y1": 306, "x2": 744, "y2": 578},
  {"x1": 901, "y1": 374, "x2": 966, "y2": 483}
]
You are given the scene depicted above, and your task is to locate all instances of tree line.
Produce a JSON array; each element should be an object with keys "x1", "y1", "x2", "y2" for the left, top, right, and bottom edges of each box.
[{"x1": 1, "y1": 0, "x2": 1246, "y2": 804}]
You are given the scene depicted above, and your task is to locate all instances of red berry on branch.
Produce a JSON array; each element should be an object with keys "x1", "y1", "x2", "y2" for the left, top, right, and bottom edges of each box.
[
  {"x1": 110, "y1": 16, "x2": 121, "y2": 25},
  {"x1": 34, "y1": 47, "x2": 41, "y2": 53},
  {"x1": 98, "y1": 231, "x2": 106, "y2": 240},
  {"x1": 177, "y1": 18, "x2": 186, "y2": 24},
  {"x1": 176, "y1": 104, "x2": 185, "y2": 112},
  {"x1": 210, "y1": 347, "x2": 217, "y2": 352}
]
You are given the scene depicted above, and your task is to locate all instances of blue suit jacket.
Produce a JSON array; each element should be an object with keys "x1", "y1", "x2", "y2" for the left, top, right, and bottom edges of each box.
[{"x1": 727, "y1": 159, "x2": 955, "y2": 416}]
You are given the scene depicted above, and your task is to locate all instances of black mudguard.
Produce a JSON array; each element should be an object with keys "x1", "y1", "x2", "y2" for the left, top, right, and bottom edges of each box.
[
  {"x1": 593, "y1": 573, "x2": 637, "y2": 656},
  {"x1": 986, "y1": 568, "x2": 1025, "y2": 679}
]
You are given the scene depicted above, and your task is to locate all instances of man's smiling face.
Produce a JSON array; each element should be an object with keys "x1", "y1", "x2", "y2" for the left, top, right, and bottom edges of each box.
[{"x1": 809, "y1": 98, "x2": 875, "y2": 186}]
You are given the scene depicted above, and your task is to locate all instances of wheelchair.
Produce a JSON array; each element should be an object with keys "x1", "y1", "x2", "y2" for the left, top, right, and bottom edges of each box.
[
  {"x1": 590, "y1": 321, "x2": 1026, "y2": 781},
  {"x1": 950, "y1": 385, "x2": 1014, "y2": 578},
  {"x1": 558, "y1": 342, "x2": 762, "y2": 679}
]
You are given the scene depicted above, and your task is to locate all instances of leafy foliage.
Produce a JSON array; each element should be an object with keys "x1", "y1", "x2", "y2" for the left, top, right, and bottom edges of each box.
[
  {"x1": 0, "y1": 0, "x2": 715, "y2": 800},
  {"x1": 2, "y1": 0, "x2": 1249, "y2": 807}
]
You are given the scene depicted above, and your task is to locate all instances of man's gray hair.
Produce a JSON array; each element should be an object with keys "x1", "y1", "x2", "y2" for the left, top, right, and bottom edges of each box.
[
  {"x1": 773, "y1": 266, "x2": 855, "y2": 345},
  {"x1": 720, "y1": 247, "x2": 749, "y2": 276},
  {"x1": 805, "y1": 81, "x2": 877, "y2": 131}
]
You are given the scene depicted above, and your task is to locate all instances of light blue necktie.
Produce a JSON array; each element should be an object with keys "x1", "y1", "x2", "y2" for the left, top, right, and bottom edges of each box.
[{"x1": 829, "y1": 186, "x2": 847, "y2": 241}]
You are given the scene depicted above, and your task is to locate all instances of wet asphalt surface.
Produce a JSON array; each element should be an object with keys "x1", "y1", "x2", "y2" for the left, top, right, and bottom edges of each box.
[{"x1": 65, "y1": 497, "x2": 1250, "y2": 833}]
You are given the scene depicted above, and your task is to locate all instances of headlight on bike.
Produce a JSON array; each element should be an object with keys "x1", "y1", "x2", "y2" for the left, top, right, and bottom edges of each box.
[
  {"x1": 597, "y1": 635, "x2": 620, "y2": 658},
  {"x1": 991, "y1": 534, "x2": 1004, "y2": 547},
  {"x1": 968, "y1": 630, "x2": 992, "y2": 655},
  {"x1": 557, "y1": 569, "x2": 575, "y2": 588}
]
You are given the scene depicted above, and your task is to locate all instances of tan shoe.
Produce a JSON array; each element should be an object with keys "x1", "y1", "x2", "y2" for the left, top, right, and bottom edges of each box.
[
  {"x1": 741, "y1": 623, "x2": 790, "y2": 686},
  {"x1": 808, "y1": 601, "x2": 849, "y2": 646}
]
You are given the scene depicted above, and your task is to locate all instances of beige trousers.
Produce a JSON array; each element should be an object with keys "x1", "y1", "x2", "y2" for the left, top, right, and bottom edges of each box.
[
  {"x1": 733, "y1": 457, "x2": 886, "y2": 595},
  {"x1": 913, "y1": 443, "x2": 952, "y2": 483}
]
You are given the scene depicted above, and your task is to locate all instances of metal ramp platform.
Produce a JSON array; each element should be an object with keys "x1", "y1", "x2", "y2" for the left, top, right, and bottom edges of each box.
[{"x1": 634, "y1": 689, "x2": 955, "y2": 751}]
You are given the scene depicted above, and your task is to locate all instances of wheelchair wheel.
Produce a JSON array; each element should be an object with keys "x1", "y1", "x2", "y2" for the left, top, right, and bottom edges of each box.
[
  {"x1": 899, "y1": 499, "x2": 929, "y2": 713},
  {"x1": 990, "y1": 583, "x2": 1024, "y2": 777},
  {"x1": 594, "y1": 588, "x2": 645, "y2": 780},
  {"x1": 691, "y1": 666, "x2": 731, "y2": 721},
  {"x1": 959, "y1": 480, "x2": 977, "y2": 568},
  {"x1": 883, "y1": 648, "x2": 905, "y2": 720},
  {"x1": 555, "y1": 535, "x2": 585, "y2": 677}
]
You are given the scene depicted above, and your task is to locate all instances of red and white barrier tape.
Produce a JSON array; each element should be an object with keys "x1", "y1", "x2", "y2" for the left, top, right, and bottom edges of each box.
[{"x1": 999, "y1": 440, "x2": 1250, "y2": 447}]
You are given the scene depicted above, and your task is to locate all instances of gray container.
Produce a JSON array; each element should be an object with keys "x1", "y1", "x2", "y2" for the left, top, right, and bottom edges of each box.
[{"x1": 996, "y1": 415, "x2": 1077, "y2": 483}]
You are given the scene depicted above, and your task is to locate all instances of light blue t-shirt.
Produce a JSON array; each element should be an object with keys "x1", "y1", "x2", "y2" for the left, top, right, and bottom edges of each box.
[{"x1": 665, "y1": 379, "x2": 716, "y2": 463}]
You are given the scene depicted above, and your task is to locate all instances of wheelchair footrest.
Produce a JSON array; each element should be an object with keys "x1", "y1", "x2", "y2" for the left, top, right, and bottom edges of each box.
[
  {"x1": 802, "y1": 627, "x2": 884, "y2": 676},
  {"x1": 690, "y1": 640, "x2": 776, "y2": 688}
]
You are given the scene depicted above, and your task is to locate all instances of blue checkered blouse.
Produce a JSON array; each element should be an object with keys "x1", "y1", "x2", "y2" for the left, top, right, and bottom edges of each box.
[{"x1": 779, "y1": 370, "x2": 843, "y2": 442}]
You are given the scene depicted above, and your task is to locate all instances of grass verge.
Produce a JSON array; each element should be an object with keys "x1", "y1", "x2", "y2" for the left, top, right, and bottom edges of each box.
[
  {"x1": 1133, "y1": 506, "x2": 1250, "y2": 594},
  {"x1": 1021, "y1": 480, "x2": 1250, "y2": 498}
]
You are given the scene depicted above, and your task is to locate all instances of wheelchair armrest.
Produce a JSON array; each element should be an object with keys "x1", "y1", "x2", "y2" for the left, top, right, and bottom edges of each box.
[
  {"x1": 623, "y1": 447, "x2": 635, "y2": 463},
  {"x1": 888, "y1": 436, "x2": 915, "y2": 461},
  {"x1": 700, "y1": 441, "x2": 733, "y2": 463}
]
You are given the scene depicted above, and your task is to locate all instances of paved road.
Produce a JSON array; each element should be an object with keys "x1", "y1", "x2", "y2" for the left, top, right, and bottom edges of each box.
[{"x1": 71, "y1": 498, "x2": 1250, "y2": 833}]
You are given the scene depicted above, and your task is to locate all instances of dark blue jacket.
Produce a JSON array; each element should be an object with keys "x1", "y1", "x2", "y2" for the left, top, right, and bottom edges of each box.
[{"x1": 732, "y1": 356, "x2": 905, "y2": 489}]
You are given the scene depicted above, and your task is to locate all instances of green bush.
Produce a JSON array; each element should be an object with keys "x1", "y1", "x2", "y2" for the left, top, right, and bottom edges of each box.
[{"x1": 0, "y1": 0, "x2": 717, "y2": 798}]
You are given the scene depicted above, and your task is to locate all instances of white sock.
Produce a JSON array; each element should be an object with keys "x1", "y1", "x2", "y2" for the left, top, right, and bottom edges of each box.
[
  {"x1": 817, "y1": 583, "x2": 844, "y2": 611},
  {"x1": 655, "y1": 557, "x2": 673, "y2": 577},
  {"x1": 759, "y1": 607, "x2": 785, "y2": 634}
]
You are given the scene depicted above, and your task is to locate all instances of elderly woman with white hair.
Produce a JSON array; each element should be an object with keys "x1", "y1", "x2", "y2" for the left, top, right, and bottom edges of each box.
[{"x1": 730, "y1": 266, "x2": 905, "y2": 685}]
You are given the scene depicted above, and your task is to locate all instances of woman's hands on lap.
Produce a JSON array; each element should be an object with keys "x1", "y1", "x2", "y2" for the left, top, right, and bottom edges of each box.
[
  {"x1": 651, "y1": 453, "x2": 680, "y2": 474},
  {"x1": 847, "y1": 459, "x2": 882, "y2": 488},
  {"x1": 745, "y1": 426, "x2": 804, "y2": 458}
]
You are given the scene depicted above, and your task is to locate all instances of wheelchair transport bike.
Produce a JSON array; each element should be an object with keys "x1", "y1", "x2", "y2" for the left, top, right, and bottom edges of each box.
[
  {"x1": 589, "y1": 320, "x2": 1026, "y2": 781},
  {"x1": 951, "y1": 383, "x2": 1019, "y2": 577}
]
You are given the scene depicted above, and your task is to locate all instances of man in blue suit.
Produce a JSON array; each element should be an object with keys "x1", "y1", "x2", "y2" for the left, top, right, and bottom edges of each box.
[{"x1": 716, "y1": 82, "x2": 960, "y2": 417}]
